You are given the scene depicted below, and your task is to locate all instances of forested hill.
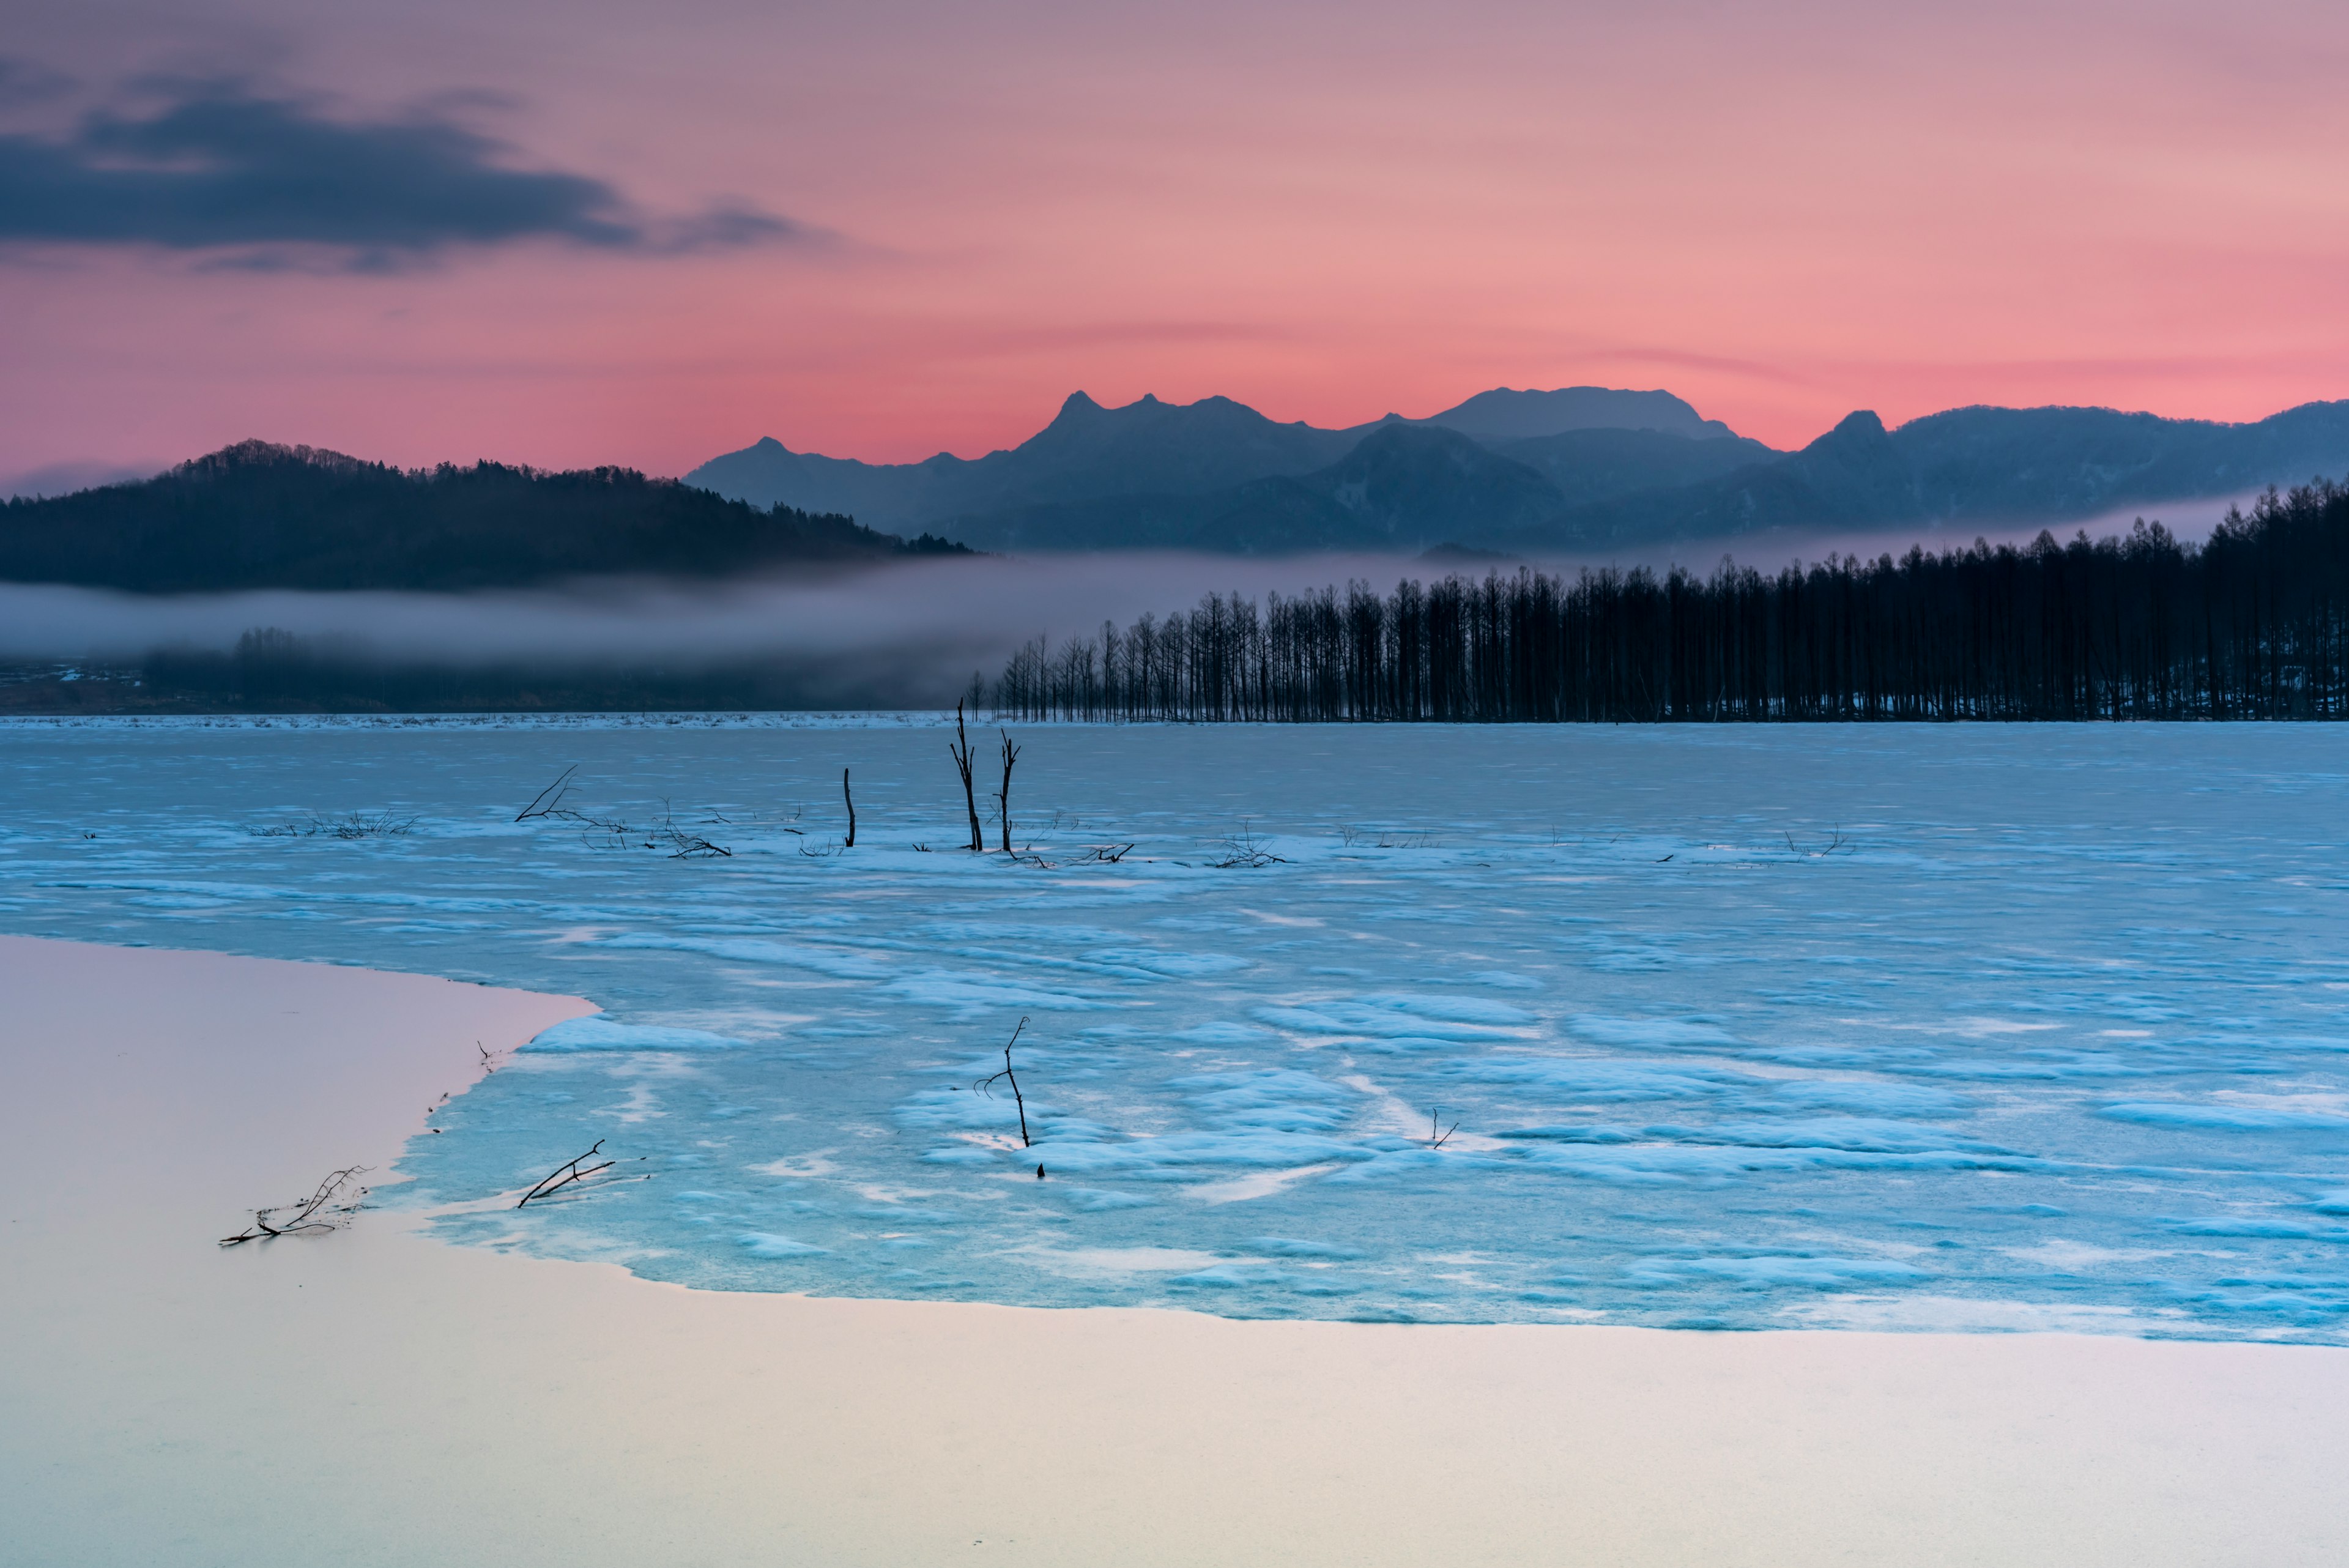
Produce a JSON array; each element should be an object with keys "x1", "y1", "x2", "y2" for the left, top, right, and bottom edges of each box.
[
  {"x1": 992, "y1": 480, "x2": 2349, "y2": 723},
  {"x1": 0, "y1": 440, "x2": 967, "y2": 592}
]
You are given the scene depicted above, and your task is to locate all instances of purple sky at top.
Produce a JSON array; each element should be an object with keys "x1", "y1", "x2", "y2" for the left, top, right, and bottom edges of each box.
[{"x1": 4, "y1": 0, "x2": 2347, "y2": 481}]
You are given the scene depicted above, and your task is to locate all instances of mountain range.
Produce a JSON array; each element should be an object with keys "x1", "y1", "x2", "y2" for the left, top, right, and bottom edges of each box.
[{"x1": 690, "y1": 387, "x2": 2349, "y2": 555}]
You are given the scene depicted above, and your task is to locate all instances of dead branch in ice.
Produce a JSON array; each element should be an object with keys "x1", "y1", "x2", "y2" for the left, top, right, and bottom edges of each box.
[
  {"x1": 1208, "y1": 823, "x2": 1288, "y2": 869},
  {"x1": 842, "y1": 768, "x2": 856, "y2": 849},
  {"x1": 219, "y1": 1165, "x2": 371, "y2": 1245},
  {"x1": 950, "y1": 701, "x2": 985, "y2": 851},
  {"x1": 655, "y1": 803, "x2": 733, "y2": 859},
  {"x1": 251, "y1": 810, "x2": 416, "y2": 840},
  {"x1": 516, "y1": 767, "x2": 747, "y2": 858},
  {"x1": 1426, "y1": 1109, "x2": 1458, "y2": 1150},
  {"x1": 1069, "y1": 842, "x2": 1135, "y2": 864},
  {"x1": 1783, "y1": 826, "x2": 1852, "y2": 857},
  {"x1": 974, "y1": 1016, "x2": 1034, "y2": 1148},
  {"x1": 516, "y1": 1139, "x2": 651, "y2": 1207},
  {"x1": 516, "y1": 764, "x2": 582, "y2": 822},
  {"x1": 1337, "y1": 825, "x2": 1436, "y2": 850}
]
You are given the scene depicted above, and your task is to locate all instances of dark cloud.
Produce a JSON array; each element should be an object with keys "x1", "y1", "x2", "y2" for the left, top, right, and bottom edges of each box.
[{"x1": 0, "y1": 74, "x2": 808, "y2": 268}]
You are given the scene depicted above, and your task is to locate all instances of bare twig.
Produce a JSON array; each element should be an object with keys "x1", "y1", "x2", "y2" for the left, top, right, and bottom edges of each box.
[
  {"x1": 1427, "y1": 1109, "x2": 1458, "y2": 1150},
  {"x1": 220, "y1": 1165, "x2": 371, "y2": 1245},
  {"x1": 974, "y1": 1016, "x2": 1034, "y2": 1148},
  {"x1": 842, "y1": 767, "x2": 856, "y2": 849}
]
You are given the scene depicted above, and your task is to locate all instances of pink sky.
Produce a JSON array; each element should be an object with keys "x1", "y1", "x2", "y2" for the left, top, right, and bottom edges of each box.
[{"x1": 5, "y1": 0, "x2": 2348, "y2": 478}]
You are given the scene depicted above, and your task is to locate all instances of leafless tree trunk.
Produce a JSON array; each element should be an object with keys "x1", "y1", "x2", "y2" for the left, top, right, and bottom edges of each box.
[
  {"x1": 997, "y1": 729, "x2": 1021, "y2": 853},
  {"x1": 975, "y1": 1016, "x2": 1033, "y2": 1146},
  {"x1": 950, "y1": 702, "x2": 984, "y2": 851},
  {"x1": 842, "y1": 767, "x2": 856, "y2": 848}
]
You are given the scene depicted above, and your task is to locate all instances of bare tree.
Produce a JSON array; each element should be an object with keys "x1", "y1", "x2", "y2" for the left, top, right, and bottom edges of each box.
[
  {"x1": 949, "y1": 702, "x2": 984, "y2": 851},
  {"x1": 996, "y1": 729, "x2": 1021, "y2": 853},
  {"x1": 842, "y1": 767, "x2": 856, "y2": 849},
  {"x1": 974, "y1": 1016, "x2": 1034, "y2": 1148}
]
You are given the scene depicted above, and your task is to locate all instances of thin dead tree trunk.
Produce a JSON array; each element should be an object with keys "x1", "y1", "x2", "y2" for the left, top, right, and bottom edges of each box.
[
  {"x1": 950, "y1": 702, "x2": 984, "y2": 851},
  {"x1": 975, "y1": 1016, "x2": 1033, "y2": 1146},
  {"x1": 842, "y1": 767, "x2": 856, "y2": 848},
  {"x1": 997, "y1": 729, "x2": 1021, "y2": 853}
]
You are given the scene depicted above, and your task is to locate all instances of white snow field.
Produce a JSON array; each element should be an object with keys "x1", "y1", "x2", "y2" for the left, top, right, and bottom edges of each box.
[{"x1": 6, "y1": 714, "x2": 2348, "y2": 1339}]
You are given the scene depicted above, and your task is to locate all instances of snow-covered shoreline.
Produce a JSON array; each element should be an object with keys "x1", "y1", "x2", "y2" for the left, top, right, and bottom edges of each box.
[{"x1": 6, "y1": 932, "x2": 2348, "y2": 1567}]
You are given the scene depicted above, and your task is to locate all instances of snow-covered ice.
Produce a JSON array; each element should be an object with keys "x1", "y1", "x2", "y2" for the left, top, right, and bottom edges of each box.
[{"x1": 6, "y1": 713, "x2": 2349, "y2": 1338}]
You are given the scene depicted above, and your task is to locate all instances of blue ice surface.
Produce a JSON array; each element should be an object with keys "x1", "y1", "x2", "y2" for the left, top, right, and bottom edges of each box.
[{"x1": 7, "y1": 712, "x2": 2349, "y2": 1339}]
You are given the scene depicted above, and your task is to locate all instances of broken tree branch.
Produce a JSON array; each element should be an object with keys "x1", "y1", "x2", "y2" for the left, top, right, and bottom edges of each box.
[
  {"x1": 219, "y1": 1165, "x2": 371, "y2": 1245},
  {"x1": 516, "y1": 764, "x2": 581, "y2": 822},
  {"x1": 842, "y1": 767, "x2": 856, "y2": 849},
  {"x1": 514, "y1": 1139, "x2": 648, "y2": 1206}
]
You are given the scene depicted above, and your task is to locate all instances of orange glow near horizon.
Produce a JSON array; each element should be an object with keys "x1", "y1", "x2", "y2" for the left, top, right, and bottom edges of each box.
[{"x1": 4, "y1": 0, "x2": 2348, "y2": 478}]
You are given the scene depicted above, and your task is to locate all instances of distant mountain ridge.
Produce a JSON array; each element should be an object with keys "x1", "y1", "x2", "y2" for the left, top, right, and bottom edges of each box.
[
  {"x1": 1530, "y1": 402, "x2": 2349, "y2": 549},
  {"x1": 691, "y1": 386, "x2": 2349, "y2": 555},
  {"x1": 685, "y1": 385, "x2": 1738, "y2": 538}
]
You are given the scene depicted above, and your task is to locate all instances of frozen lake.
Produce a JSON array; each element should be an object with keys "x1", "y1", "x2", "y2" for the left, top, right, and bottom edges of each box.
[{"x1": 6, "y1": 715, "x2": 2349, "y2": 1339}]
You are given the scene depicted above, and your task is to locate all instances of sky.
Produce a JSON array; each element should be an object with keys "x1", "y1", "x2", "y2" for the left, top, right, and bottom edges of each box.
[{"x1": 4, "y1": 0, "x2": 2347, "y2": 482}]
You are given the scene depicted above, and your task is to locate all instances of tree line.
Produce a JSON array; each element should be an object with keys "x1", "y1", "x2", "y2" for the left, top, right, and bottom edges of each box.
[{"x1": 989, "y1": 480, "x2": 2349, "y2": 722}]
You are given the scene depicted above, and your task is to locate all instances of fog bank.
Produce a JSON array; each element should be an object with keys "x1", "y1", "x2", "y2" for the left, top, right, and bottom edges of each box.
[{"x1": 0, "y1": 496, "x2": 2258, "y2": 703}]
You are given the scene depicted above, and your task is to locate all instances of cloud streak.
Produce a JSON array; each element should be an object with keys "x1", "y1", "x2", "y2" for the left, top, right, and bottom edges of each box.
[{"x1": 0, "y1": 75, "x2": 810, "y2": 269}]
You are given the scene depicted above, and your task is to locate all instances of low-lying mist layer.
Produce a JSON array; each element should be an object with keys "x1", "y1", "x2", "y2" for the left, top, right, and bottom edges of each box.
[{"x1": 0, "y1": 499, "x2": 2255, "y2": 713}]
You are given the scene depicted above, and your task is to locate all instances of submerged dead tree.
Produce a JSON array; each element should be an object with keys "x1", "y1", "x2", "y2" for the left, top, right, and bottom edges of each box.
[
  {"x1": 842, "y1": 768, "x2": 856, "y2": 849},
  {"x1": 997, "y1": 729, "x2": 1021, "y2": 853},
  {"x1": 949, "y1": 701, "x2": 984, "y2": 850}
]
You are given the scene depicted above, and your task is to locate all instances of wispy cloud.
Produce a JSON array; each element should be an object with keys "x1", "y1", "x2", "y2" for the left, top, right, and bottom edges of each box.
[{"x1": 0, "y1": 72, "x2": 813, "y2": 270}]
